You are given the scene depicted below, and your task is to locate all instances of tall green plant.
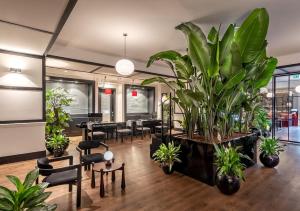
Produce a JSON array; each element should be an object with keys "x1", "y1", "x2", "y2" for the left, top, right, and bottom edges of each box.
[
  {"x1": 0, "y1": 169, "x2": 57, "y2": 211},
  {"x1": 142, "y1": 8, "x2": 277, "y2": 141},
  {"x1": 46, "y1": 87, "x2": 73, "y2": 139}
]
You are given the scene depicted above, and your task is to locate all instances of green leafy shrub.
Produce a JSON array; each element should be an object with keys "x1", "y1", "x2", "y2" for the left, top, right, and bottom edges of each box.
[
  {"x1": 46, "y1": 87, "x2": 73, "y2": 138},
  {"x1": 153, "y1": 142, "x2": 181, "y2": 172},
  {"x1": 259, "y1": 137, "x2": 284, "y2": 156},
  {"x1": 46, "y1": 134, "x2": 68, "y2": 151},
  {"x1": 0, "y1": 169, "x2": 57, "y2": 211},
  {"x1": 214, "y1": 144, "x2": 250, "y2": 180}
]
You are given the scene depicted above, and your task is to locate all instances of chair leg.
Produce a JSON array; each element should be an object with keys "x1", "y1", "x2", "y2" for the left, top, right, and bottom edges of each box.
[
  {"x1": 131, "y1": 133, "x2": 133, "y2": 143},
  {"x1": 77, "y1": 181, "x2": 81, "y2": 207},
  {"x1": 121, "y1": 135, "x2": 123, "y2": 143},
  {"x1": 69, "y1": 184, "x2": 72, "y2": 192}
]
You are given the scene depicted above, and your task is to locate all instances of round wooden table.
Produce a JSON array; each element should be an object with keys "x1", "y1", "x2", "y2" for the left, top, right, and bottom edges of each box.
[{"x1": 91, "y1": 162, "x2": 125, "y2": 197}]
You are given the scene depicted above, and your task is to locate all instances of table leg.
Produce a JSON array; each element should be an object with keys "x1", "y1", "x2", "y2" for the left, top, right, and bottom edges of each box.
[
  {"x1": 91, "y1": 169, "x2": 95, "y2": 188},
  {"x1": 121, "y1": 164, "x2": 126, "y2": 190},
  {"x1": 112, "y1": 171, "x2": 115, "y2": 182},
  {"x1": 100, "y1": 170, "x2": 105, "y2": 197}
]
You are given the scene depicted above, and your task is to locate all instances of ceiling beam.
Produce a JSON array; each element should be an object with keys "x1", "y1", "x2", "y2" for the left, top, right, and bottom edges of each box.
[
  {"x1": 89, "y1": 66, "x2": 103, "y2": 73},
  {"x1": 44, "y1": 0, "x2": 78, "y2": 56},
  {"x1": 0, "y1": 19, "x2": 53, "y2": 34},
  {"x1": 47, "y1": 54, "x2": 177, "y2": 78}
]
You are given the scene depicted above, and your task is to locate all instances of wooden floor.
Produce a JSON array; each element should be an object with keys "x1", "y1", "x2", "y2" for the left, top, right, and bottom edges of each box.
[{"x1": 1, "y1": 136, "x2": 300, "y2": 211}]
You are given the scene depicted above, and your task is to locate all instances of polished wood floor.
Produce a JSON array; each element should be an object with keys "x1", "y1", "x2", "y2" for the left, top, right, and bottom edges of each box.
[{"x1": 1, "y1": 136, "x2": 300, "y2": 211}]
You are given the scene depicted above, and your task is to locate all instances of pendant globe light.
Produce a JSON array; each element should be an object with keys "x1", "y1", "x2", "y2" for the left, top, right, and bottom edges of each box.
[{"x1": 115, "y1": 33, "x2": 135, "y2": 75}]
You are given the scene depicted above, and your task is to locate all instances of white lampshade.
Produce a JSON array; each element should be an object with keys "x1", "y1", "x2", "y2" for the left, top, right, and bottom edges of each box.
[
  {"x1": 295, "y1": 85, "x2": 300, "y2": 93},
  {"x1": 115, "y1": 59, "x2": 134, "y2": 75},
  {"x1": 104, "y1": 151, "x2": 114, "y2": 161}
]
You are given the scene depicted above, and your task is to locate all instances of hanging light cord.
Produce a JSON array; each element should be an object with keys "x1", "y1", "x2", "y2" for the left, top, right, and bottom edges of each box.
[{"x1": 123, "y1": 33, "x2": 127, "y2": 58}]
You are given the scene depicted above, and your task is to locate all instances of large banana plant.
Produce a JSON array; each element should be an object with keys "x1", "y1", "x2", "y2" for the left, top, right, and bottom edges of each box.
[{"x1": 142, "y1": 8, "x2": 277, "y2": 141}]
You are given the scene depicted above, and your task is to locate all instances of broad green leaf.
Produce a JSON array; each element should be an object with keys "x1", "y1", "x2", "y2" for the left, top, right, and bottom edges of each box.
[
  {"x1": 176, "y1": 22, "x2": 210, "y2": 73},
  {"x1": 235, "y1": 8, "x2": 269, "y2": 63},
  {"x1": 254, "y1": 57, "x2": 278, "y2": 89},
  {"x1": 223, "y1": 69, "x2": 246, "y2": 90},
  {"x1": 25, "y1": 192, "x2": 51, "y2": 207},
  {"x1": 23, "y1": 169, "x2": 39, "y2": 188},
  {"x1": 220, "y1": 24, "x2": 234, "y2": 63},
  {"x1": 0, "y1": 198, "x2": 13, "y2": 210},
  {"x1": 7, "y1": 175, "x2": 23, "y2": 192},
  {"x1": 208, "y1": 26, "x2": 218, "y2": 43},
  {"x1": 141, "y1": 77, "x2": 175, "y2": 89},
  {"x1": 209, "y1": 32, "x2": 220, "y2": 77}
]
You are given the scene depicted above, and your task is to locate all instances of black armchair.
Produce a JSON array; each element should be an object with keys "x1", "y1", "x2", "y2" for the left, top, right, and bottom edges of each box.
[
  {"x1": 88, "y1": 123, "x2": 106, "y2": 141},
  {"x1": 36, "y1": 155, "x2": 82, "y2": 207},
  {"x1": 116, "y1": 121, "x2": 133, "y2": 143},
  {"x1": 76, "y1": 140, "x2": 109, "y2": 171}
]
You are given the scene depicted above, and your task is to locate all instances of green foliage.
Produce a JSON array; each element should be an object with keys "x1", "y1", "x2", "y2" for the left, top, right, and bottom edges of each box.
[
  {"x1": 153, "y1": 142, "x2": 182, "y2": 172},
  {"x1": 253, "y1": 107, "x2": 271, "y2": 131},
  {"x1": 0, "y1": 169, "x2": 57, "y2": 211},
  {"x1": 46, "y1": 134, "x2": 68, "y2": 150},
  {"x1": 46, "y1": 87, "x2": 72, "y2": 139},
  {"x1": 142, "y1": 8, "x2": 277, "y2": 141},
  {"x1": 214, "y1": 144, "x2": 250, "y2": 181},
  {"x1": 259, "y1": 137, "x2": 284, "y2": 156}
]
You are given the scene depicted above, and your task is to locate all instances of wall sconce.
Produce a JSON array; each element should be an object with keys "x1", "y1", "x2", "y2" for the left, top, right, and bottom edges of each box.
[{"x1": 9, "y1": 67, "x2": 21, "y2": 73}]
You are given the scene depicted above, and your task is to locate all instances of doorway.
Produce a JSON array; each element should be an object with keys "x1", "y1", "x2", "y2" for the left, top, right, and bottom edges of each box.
[
  {"x1": 273, "y1": 74, "x2": 300, "y2": 143},
  {"x1": 98, "y1": 88, "x2": 116, "y2": 122}
]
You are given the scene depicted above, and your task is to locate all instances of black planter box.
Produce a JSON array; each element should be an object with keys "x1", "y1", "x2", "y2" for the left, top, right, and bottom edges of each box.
[{"x1": 171, "y1": 133, "x2": 258, "y2": 186}]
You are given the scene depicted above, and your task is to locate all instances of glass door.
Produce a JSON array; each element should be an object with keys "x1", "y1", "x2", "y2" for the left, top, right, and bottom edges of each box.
[{"x1": 98, "y1": 88, "x2": 116, "y2": 122}]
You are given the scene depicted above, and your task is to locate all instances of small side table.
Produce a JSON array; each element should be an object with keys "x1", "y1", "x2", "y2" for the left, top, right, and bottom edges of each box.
[{"x1": 91, "y1": 162, "x2": 126, "y2": 197}]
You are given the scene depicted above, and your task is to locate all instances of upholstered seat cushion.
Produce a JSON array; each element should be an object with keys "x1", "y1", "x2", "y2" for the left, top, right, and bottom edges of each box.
[
  {"x1": 117, "y1": 129, "x2": 131, "y2": 134},
  {"x1": 78, "y1": 140, "x2": 101, "y2": 150},
  {"x1": 136, "y1": 127, "x2": 151, "y2": 131},
  {"x1": 155, "y1": 125, "x2": 168, "y2": 129},
  {"x1": 81, "y1": 153, "x2": 104, "y2": 164},
  {"x1": 88, "y1": 131, "x2": 106, "y2": 137},
  {"x1": 43, "y1": 169, "x2": 77, "y2": 186}
]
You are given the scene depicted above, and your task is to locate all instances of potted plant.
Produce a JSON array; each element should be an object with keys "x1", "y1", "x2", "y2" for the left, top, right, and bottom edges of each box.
[
  {"x1": 46, "y1": 87, "x2": 72, "y2": 154},
  {"x1": 153, "y1": 142, "x2": 181, "y2": 174},
  {"x1": 46, "y1": 134, "x2": 69, "y2": 157},
  {"x1": 0, "y1": 169, "x2": 57, "y2": 210},
  {"x1": 214, "y1": 143, "x2": 250, "y2": 195},
  {"x1": 259, "y1": 137, "x2": 284, "y2": 168}
]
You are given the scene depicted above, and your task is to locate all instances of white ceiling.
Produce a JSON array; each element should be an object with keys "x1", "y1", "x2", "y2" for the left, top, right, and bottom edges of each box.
[{"x1": 0, "y1": 0, "x2": 300, "y2": 75}]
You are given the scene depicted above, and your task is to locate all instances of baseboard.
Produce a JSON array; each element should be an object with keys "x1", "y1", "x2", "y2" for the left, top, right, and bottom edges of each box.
[{"x1": 0, "y1": 150, "x2": 46, "y2": 165}]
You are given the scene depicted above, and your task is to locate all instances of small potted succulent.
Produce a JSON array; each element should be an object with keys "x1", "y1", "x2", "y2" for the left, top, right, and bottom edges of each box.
[
  {"x1": 0, "y1": 169, "x2": 57, "y2": 210},
  {"x1": 46, "y1": 134, "x2": 69, "y2": 157},
  {"x1": 153, "y1": 141, "x2": 181, "y2": 174},
  {"x1": 259, "y1": 137, "x2": 284, "y2": 168},
  {"x1": 214, "y1": 143, "x2": 251, "y2": 195}
]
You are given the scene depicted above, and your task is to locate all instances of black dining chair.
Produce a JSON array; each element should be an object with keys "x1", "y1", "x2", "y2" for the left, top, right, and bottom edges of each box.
[
  {"x1": 116, "y1": 121, "x2": 133, "y2": 143},
  {"x1": 76, "y1": 140, "x2": 109, "y2": 171},
  {"x1": 36, "y1": 155, "x2": 82, "y2": 207},
  {"x1": 136, "y1": 120, "x2": 151, "y2": 139},
  {"x1": 88, "y1": 123, "x2": 106, "y2": 141}
]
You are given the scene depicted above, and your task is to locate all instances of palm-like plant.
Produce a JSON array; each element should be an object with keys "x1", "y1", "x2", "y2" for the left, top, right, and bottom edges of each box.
[
  {"x1": 0, "y1": 169, "x2": 57, "y2": 211},
  {"x1": 153, "y1": 142, "x2": 181, "y2": 172},
  {"x1": 259, "y1": 137, "x2": 284, "y2": 156},
  {"x1": 214, "y1": 143, "x2": 250, "y2": 180},
  {"x1": 142, "y1": 8, "x2": 277, "y2": 141}
]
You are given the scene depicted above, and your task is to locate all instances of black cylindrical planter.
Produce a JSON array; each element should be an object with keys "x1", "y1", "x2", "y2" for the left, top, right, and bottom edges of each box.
[
  {"x1": 162, "y1": 165, "x2": 174, "y2": 175},
  {"x1": 259, "y1": 153, "x2": 279, "y2": 168},
  {"x1": 216, "y1": 175, "x2": 240, "y2": 195}
]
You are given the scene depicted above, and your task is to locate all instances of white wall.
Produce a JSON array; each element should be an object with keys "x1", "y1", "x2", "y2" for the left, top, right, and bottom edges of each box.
[{"x1": 0, "y1": 122, "x2": 45, "y2": 157}]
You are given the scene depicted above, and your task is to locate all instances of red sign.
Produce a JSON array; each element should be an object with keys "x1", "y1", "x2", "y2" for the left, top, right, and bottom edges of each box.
[
  {"x1": 132, "y1": 90, "x2": 137, "y2": 96},
  {"x1": 104, "y1": 89, "x2": 112, "y2": 95}
]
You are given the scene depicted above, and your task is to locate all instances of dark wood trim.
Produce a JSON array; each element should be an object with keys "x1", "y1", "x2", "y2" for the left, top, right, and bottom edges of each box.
[
  {"x1": 0, "y1": 150, "x2": 46, "y2": 165},
  {"x1": 277, "y1": 68, "x2": 289, "y2": 74},
  {"x1": 47, "y1": 65, "x2": 92, "y2": 73},
  {"x1": 0, "y1": 85, "x2": 42, "y2": 91},
  {"x1": 277, "y1": 63, "x2": 300, "y2": 69},
  {"x1": 46, "y1": 55, "x2": 177, "y2": 78},
  {"x1": 0, "y1": 119, "x2": 45, "y2": 124},
  {"x1": 44, "y1": 0, "x2": 78, "y2": 55},
  {"x1": 0, "y1": 48, "x2": 43, "y2": 59},
  {"x1": 42, "y1": 56, "x2": 46, "y2": 121},
  {"x1": 90, "y1": 66, "x2": 103, "y2": 73},
  {"x1": 0, "y1": 19, "x2": 53, "y2": 34}
]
